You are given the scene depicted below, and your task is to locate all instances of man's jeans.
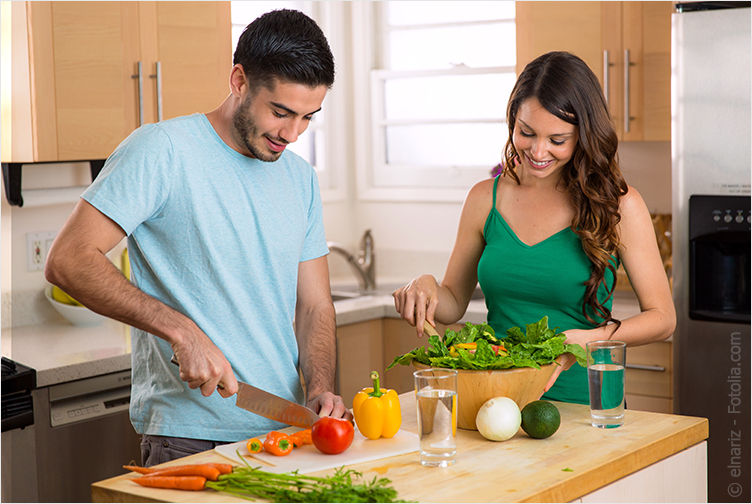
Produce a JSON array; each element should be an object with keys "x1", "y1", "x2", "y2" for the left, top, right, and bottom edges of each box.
[{"x1": 140, "y1": 434, "x2": 230, "y2": 467}]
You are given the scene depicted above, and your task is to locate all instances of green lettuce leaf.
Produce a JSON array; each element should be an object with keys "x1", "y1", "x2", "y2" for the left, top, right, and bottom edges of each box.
[{"x1": 386, "y1": 316, "x2": 588, "y2": 372}]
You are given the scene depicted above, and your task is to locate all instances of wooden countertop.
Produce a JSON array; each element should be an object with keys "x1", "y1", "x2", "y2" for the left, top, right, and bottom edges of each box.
[{"x1": 92, "y1": 393, "x2": 708, "y2": 503}]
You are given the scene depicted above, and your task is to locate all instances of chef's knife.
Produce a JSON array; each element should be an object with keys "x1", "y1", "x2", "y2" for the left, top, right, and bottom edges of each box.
[{"x1": 170, "y1": 354, "x2": 319, "y2": 428}]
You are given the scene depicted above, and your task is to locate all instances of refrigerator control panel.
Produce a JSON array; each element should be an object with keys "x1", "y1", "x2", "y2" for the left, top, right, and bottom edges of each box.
[{"x1": 689, "y1": 195, "x2": 751, "y2": 239}]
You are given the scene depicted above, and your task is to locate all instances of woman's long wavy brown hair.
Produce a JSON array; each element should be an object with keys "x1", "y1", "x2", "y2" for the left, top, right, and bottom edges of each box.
[{"x1": 502, "y1": 51, "x2": 628, "y2": 329}]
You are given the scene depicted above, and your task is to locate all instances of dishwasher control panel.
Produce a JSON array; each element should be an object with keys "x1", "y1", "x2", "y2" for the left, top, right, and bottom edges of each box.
[{"x1": 48, "y1": 369, "x2": 132, "y2": 428}]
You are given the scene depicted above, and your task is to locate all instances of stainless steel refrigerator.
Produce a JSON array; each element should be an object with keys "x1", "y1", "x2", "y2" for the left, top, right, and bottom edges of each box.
[{"x1": 672, "y1": 2, "x2": 751, "y2": 502}]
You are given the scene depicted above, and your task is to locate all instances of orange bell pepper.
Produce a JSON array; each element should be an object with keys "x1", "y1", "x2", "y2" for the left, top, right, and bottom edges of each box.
[{"x1": 263, "y1": 431, "x2": 293, "y2": 456}]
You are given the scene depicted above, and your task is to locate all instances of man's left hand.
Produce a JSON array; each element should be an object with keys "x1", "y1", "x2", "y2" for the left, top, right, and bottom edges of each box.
[{"x1": 307, "y1": 392, "x2": 354, "y2": 423}]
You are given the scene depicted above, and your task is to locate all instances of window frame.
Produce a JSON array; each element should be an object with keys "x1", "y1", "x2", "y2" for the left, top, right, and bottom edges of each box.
[
  {"x1": 353, "y1": 2, "x2": 516, "y2": 203},
  {"x1": 230, "y1": 1, "x2": 347, "y2": 202}
]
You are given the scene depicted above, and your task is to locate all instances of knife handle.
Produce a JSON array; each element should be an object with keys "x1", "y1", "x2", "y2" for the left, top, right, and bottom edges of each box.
[{"x1": 169, "y1": 353, "x2": 228, "y2": 391}]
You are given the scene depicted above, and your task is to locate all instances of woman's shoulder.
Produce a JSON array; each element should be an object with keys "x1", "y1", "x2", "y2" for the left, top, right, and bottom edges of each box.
[
  {"x1": 618, "y1": 185, "x2": 649, "y2": 218},
  {"x1": 459, "y1": 178, "x2": 498, "y2": 224},
  {"x1": 617, "y1": 185, "x2": 655, "y2": 240},
  {"x1": 468, "y1": 177, "x2": 497, "y2": 199}
]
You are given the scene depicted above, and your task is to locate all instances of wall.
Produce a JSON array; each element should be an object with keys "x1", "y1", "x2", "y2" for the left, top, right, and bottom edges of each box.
[{"x1": 0, "y1": 163, "x2": 127, "y2": 329}]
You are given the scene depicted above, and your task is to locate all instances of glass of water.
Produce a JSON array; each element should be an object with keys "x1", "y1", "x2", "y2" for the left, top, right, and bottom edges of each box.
[
  {"x1": 413, "y1": 368, "x2": 458, "y2": 467},
  {"x1": 587, "y1": 340, "x2": 627, "y2": 428}
]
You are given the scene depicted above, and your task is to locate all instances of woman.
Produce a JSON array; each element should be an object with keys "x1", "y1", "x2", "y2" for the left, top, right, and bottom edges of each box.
[{"x1": 392, "y1": 51, "x2": 675, "y2": 404}]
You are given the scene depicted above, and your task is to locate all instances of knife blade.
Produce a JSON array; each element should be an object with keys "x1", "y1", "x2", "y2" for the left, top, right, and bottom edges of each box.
[{"x1": 170, "y1": 354, "x2": 319, "y2": 428}]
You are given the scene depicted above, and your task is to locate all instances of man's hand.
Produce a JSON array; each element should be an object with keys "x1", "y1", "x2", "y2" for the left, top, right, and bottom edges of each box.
[
  {"x1": 307, "y1": 391, "x2": 354, "y2": 423},
  {"x1": 171, "y1": 331, "x2": 238, "y2": 398}
]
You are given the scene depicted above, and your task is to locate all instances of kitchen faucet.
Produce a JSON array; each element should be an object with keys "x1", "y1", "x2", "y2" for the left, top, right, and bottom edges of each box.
[{"x1": 327, "y1": 229, "x2": 376, "y2": 292}]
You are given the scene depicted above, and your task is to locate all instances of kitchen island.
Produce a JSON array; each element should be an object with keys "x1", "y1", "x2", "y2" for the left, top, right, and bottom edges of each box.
[{"x1": 92, "y1": 393, "x2": 708, "y2": 503}]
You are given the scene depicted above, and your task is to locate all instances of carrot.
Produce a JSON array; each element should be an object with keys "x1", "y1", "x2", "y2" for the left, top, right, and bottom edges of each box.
[
  {"x1": 206, "y1": 463, "x2": 233, "y2": 474},
  {"x1": 133, "y1": 475, "x2": 206, "y2": 491},
  {"x1": 123, "y1": 464, "x2": 220, "y2": 481},
  {"x1": 123, "y1": 465, "x2": 150, "y2": 474},
  {"x1": 124, "y1": 463, "x2": 233, "y2": 475}
]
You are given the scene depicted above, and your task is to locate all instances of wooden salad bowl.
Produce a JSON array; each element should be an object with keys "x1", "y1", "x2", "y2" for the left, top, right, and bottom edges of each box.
[{"x1": 413, "y1": 362, "x2": 558, "y2": 430}]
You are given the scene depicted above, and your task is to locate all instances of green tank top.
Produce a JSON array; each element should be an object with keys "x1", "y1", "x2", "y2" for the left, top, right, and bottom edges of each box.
[{"x1": 477, "y1": 176, "x2": 619, "y2": 404}]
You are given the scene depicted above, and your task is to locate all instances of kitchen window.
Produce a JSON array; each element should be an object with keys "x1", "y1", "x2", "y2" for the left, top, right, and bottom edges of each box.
[
  {"x1": 353, "y1": 1, "x2": 517, "y2": 202},
  {"x1": 231, "y1": 1, "x2": 346, "y2": 201}
]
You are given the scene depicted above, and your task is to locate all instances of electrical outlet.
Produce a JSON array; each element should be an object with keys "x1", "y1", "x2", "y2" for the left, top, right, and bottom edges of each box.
[{"x1": 26, "y1": 231, "x2": 56, "y2": 271}]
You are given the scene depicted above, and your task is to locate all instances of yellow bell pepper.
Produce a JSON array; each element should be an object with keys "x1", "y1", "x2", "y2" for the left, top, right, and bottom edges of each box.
[{"x1": 352, "y1": 371, "x2": 402, "y2": 440}]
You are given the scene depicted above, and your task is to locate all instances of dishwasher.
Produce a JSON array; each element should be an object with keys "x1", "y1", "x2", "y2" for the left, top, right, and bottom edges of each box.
[{"x1": 31, "y1": 369, "x2": 141, "y2": 502}]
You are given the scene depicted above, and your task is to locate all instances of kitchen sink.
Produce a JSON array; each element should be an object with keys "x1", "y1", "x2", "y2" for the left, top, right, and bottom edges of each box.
[{"x1": 330, "y1": 290, "x2": 363, "y2": 302}]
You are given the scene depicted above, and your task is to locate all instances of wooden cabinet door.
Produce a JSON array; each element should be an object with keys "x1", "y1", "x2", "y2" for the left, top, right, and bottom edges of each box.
[
  {"x1": 28, "y1": 2, "x2": 140, "y2": 161},
  {"x1": 335, "y1": 320, "x2": 386, "y2": 409},
  {"x1": 151, "y1": 2, "x2": 231, "y2": 122},
  {"x1": 515, "y1": 1, "x2": 671, "y2": 142},
  {"x1": 516, "y1": 2, "x2": 605, "y2": 82},
  {"x1": 621, "y1": 1, "x2": 671, "y2": 142},
  {"x1": 17, "y1": 1, "x2": 230, "y2": 163}
]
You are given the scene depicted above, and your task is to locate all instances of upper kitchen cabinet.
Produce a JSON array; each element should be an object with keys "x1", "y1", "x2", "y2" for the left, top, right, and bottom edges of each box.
[
  {"x1": 3, "y1": 1, "x2": 231, "y2": 163},
  {"x1": 515, "y1": 1, "x2": 672, "y2": 142}
]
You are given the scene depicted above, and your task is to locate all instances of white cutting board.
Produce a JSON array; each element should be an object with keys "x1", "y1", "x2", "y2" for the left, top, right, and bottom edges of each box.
[{"x1": 215, "y1": 426, "x2": 419, "y2": 474}]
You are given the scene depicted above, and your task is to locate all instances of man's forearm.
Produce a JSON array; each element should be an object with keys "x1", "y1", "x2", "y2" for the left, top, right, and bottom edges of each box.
[
  {"x1": 296, "y1": 302, "x2": 337, "y2": 400},
  {"x1": 46, "y1": 241, "x2": 197, "y2": 346}
]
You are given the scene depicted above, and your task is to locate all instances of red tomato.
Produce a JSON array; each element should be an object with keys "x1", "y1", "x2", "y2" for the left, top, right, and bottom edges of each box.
[{"x1": 311, "y1": 417, "x2": 354, "y2": 455}]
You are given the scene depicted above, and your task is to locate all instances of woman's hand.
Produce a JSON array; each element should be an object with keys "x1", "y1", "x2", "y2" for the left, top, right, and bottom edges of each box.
[
  {"x1": 392, "y1": 275, "x2": 441, "y2": 337},
  {"x1": 542, "y1": 328, "x2": 592, "y2": 394},
  {"x1": 543, "y1": 354, "x2": 577, "y2": 394}
]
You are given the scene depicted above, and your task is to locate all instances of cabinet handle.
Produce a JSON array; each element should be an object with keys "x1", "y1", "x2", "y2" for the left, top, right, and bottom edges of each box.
[
  {"x1": 131, "y1": 61, "x2": 144, "y2": 127},
  {"x1": 603, "y1": 50, "x2": 611, "y2": 106},
  {"x1": 149, "y1": 61, "x2": 163, "y2": 122},
  {"x1": 626, "y1": 363, "x2": 666, "y2": 372},
  {"x1": 624, "y1": 49, "x2": 632, "y2": 133}
]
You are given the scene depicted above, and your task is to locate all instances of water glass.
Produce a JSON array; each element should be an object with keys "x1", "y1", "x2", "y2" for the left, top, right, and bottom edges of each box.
[
  {"x1": 413, "y1": 368, "x2": 458, "y2": 467},
  {"x1": 587, "y1": 340, "x2": 627, "y2": 428}
]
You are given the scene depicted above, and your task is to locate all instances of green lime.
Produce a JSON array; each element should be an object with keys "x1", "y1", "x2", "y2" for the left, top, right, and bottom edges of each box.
[{"x1": 520, "y1": 400, "x2": 561, "y2": 439}]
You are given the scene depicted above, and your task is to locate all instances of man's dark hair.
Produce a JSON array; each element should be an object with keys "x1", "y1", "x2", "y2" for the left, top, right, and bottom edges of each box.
[{"x1": 233, "y1": 9, "x2": 335, "y2": 92}]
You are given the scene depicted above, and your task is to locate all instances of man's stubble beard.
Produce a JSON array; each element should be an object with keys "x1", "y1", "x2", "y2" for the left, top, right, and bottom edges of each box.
[{"x1": 231, "y1": 94, "x2": 282, "y2": 163}]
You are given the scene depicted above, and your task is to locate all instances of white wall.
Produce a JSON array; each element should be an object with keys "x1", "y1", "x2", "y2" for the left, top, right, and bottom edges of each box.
[{"x1": 1, "y1": 163, "x2": 127, "y2": 328}]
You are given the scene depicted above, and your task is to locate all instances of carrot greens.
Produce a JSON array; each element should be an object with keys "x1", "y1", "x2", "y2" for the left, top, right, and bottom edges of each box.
[{"x1": 204, "y1": 451, "x2": 408, "y2": 502}]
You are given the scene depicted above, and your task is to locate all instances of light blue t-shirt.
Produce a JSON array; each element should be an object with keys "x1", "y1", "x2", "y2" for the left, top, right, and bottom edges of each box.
[{"x1": 83, "y1": 114, "x2": 329, "y2": 441}]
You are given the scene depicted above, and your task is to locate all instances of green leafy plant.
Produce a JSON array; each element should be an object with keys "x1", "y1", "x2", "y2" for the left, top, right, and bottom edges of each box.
[
  {"x1": 205, "y1": 453, "x2": 409, "y2": 502},
  {"x1": 386, "y1": 317, "x2": 587, "y2": 371}
]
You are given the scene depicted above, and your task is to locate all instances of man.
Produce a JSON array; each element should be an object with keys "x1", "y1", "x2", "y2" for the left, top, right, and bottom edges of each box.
[{"x1": 45, "y1": 9, "x2": 351, "y2": 466}]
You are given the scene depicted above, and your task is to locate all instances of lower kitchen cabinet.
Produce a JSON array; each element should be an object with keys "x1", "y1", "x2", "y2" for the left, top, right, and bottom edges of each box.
[
  {"x1": 625, "y1": 340, "x2": 673, "y2": 413},
  {"x1": 335, "y1": 319, "x2": 386, "y2": 409}
]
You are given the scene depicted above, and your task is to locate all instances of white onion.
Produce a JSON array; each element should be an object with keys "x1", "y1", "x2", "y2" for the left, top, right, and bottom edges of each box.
[{"x1": 475, "y1": 396, "x2": 521, "y2": 441}]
